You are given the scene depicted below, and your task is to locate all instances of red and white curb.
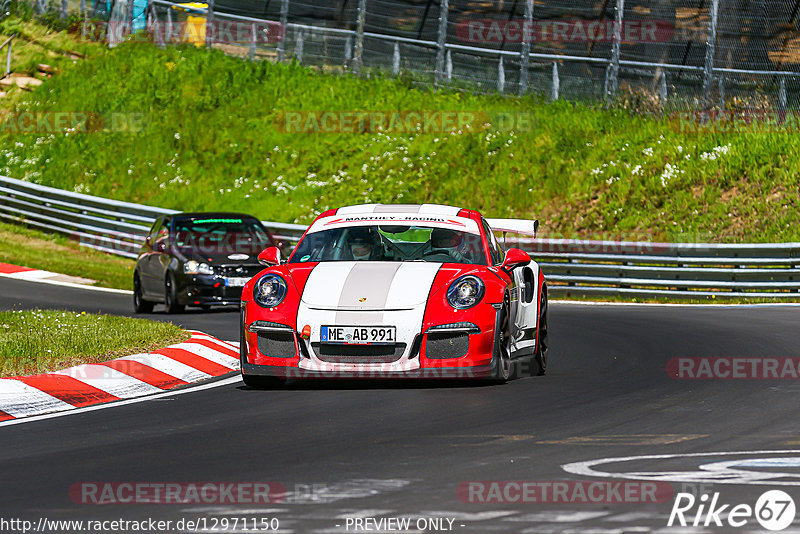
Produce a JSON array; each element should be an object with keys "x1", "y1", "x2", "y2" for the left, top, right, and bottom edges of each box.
[
  {"x1": 0, "y1": 330, "x2": 240, "y2": 422},
  {"x1": 0, "y1": 262, "x2": 130, "y2": 294}
]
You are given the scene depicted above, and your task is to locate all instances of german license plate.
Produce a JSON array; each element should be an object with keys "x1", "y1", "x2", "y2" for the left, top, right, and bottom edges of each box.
[
  {"x1": 224, "y1": 277, "x2": 250, "y2": 287},
  {"x1": 320, "y1": 326, "x2": 396, "y2": 345}
]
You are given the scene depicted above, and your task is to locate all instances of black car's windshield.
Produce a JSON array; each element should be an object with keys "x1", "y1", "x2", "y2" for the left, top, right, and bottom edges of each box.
[
  {"x1": 172, "y1": 217, "x2": 271, "y2": 253},
  {"x1": 289, "y1": 225, "x2": 486, "y2": 265}
]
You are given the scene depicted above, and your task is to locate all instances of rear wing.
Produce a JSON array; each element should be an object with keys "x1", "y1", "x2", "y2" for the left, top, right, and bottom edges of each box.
[{"x1": 486, "y1": 218, "x2": 538, "y2": 237}]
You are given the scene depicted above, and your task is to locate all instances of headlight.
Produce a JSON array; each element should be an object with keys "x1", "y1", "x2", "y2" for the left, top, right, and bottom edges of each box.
[
  {"x1": 184, "y1": 261, "x2": 214, "y2": 275},
  {"x1": 446, "y1": 275, "x2": 485, "y2": 309},
  {"x1": 253, "y1": 274, "x2": 288, "y2": 308}
]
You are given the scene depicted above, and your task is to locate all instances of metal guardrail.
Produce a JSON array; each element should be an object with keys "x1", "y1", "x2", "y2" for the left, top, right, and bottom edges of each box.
[{"x1": 1, "y1": 175, "x2": 798, "y2": 299}]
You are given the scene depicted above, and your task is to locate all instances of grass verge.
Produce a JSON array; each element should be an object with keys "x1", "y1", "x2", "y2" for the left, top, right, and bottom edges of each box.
[
  {"x1": 0, "y1": 221, "x2": 133, "y2": 289},
  {"x1": 0, "y1": 308, "x2": 188, "y2": 377},
  {"x1": 0, "y1": 30, "x2": 797, "y2": 242}
]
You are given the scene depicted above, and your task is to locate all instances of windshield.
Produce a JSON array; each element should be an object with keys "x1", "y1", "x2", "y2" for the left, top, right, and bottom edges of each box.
[
  {"x1": 172, "y1": 217, "x2": 272, "y2": 254},
  {"x1": 289, "y1": 225, "x2": 487, "y2": 265}
]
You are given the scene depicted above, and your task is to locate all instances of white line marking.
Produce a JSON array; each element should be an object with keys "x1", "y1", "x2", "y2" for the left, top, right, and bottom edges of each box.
[
  {"x1": 53, "y1": 365, "x2": 162, "y2": 397},
  {"x1": 0, "y1": 375, "x2": 241, "y2": 428},
  {"x1": 551, "y1": 299, "x2": 800, "y2": 308},
  {"x1": 562, "y1": 449, "x2": 800, "y2": 486},
  {"x1": 170, "y1": 343, "x2": 240, "y2": 369},
  {"x1": 0, "y1": 272, "x2": 132, "y2": 294}
]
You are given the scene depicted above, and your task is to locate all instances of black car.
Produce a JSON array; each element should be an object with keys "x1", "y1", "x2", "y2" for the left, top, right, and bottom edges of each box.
[{"x1": 133, "y1": 212, "x2": 276, "y2": 313}]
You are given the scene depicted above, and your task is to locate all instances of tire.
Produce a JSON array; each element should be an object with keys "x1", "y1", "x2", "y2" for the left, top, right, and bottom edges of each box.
[
  {"x1": 133, "y1": 273, "x2": 154, "y2": 314},
  {"x1": 531, "y1": 285, "x2": 549, "y2": 376},
  {"x1": 489, "y1": 296, "x2": 512, "y2": 384},
  {"x1": 164, "y1": 272, "x2": 184, "y2": 314}
]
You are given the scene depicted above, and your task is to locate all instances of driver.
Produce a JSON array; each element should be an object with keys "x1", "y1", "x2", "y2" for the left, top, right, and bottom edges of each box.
[
  {"x1": 347, "y1": 227, "x2": 385, "y2": 261},
  {"x1": 429, "y1": 228, "x2": 470, "y2": 263}
]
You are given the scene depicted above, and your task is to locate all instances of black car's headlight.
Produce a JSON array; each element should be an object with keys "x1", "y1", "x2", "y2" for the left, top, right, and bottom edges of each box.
[
  {"x1": 446, "y1": 275, "x2": 485, "y2": 310},
  {"x1": 184, "y1": 261, "x2": 214, "y2": 275},
  {"x1": 253, "y1": 274, "x2": 288, "y2": 308}
]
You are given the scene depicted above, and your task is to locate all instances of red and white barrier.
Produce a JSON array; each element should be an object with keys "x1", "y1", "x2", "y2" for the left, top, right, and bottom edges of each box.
[{"x1": 0, "y1": 330, "x2": 239, "y2": 421}]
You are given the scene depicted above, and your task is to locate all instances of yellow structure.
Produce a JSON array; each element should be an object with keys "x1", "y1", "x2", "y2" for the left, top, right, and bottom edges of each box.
[{"x1": 172, "y1": 2, "x2": 208, "y2": 47}]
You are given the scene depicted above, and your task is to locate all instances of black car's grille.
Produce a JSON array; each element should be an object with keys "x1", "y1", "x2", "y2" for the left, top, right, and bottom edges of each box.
[
  {"x1": 257, "y1": 331, "x2": 297, "y2": 358},
  {"x1": 217, "y1": 264, "x2": 263, "y2": 278},
  {"x1": 311, "y1": 343, "x2": 406, "y2": 364},
  {"x1": 425, "y1": 332, "x2": 469, "y2": 359}
]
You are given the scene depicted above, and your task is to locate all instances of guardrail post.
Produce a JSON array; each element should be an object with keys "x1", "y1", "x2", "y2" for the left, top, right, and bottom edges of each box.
[
  {"x1": 604, "y1": 0, "x2": 624, "y2": 104},
  {"x1": 392, "y1": 41, "x2": 400, "y2": 76},
  {"x1": 779, "y1": 76, "x2": 787, "y2": 114},
  {"x1": 519, "y1": 0, "x2": 533, "y2": 95},
  {"x1": 205, "y1": 0, "x2": 215, "y2": 48},
  {"x1": 166, "y1": 7, "x2": 173, "y2": 44},
  {"x1": 497, "y1": 57, "x2": 505, "y2": 93},
  {"x1": 352, "y1": 0, "x2": 366, "y2": 74},
  {"x1": 702, "y1": 0, "x2": 719, "y2": 107},
  {"x1": 551, "y1": 61, "x2": 559, "y2": 101},
  {"x1": 277, "y1": 0, "x2": 289, "y2": 62},
  {"x1": 445, "y1": 50, "x2": 452, "y2": 80},
  {"x1": 660, "y1": 71, "x2": 668, "y2": 104},
  {"x1": 295, "y1": 30, "x2": 304, "y2": 62},
  {"x1": 249, "y1": 22, "x2": 256, "y2": 60},
  {"x1": 344, "y1": 35, "x2": 352, "y2": 67},
  {"x1": 435, "y1": 0, "x2": 449, "y2": 85}
]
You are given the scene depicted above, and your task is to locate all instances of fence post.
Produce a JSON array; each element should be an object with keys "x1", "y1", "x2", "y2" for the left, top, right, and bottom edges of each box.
[
  {"x1": 779, "y1": 76, "x2": 787, "y2": 114},
  {"x1": 660, "y1": 71, "x2": 668, "y2": 103},
  {"x1": 392, "y1": 41, "x2": 400, "y2": 76},
  {"x1": 352, "y1": 0, "x2": 366, "y2": 74},
  {"x1": 277, "y1": 0, "x2": 289, "y2": 62},
  {"x1": 81, "y1": 0, "x2": 87, "y2": 39},
  {"x1": 497, "y1": 57, "x2": 505, "y2": 93},
  {"x1": 604, "y1": 0, "x2": 624, "y2": 104},
  {"x1": 61, "y1": 0, "x2": 67, "y2": 18},
  {"x1": 166, "y1": 7, "x2": 173, "y2": 44},
  {"x1": 205, "y1": 0, "x2": 215, "y2": 48},
  {"x1": 445, "y1": 49, "x2": 452, "y2": 80},
  {"x1": 344, "y1": 35, "x2": 352, "y2": 67},
  {"x1": 551, "y1": 61, "x2": 559, "y2": 101},
  {"x1": 519, "y1": 0, "x2": 533, "y2": 95},
  {"x1": 435, "y1": 0, "x2": 448, "y2": 85},
  {"x1": 702, "y1": 0, "x2": 719, "y2": 106},
  {"x1": 296, "y1": 30, "x2": 304, "y2": 62},
  {"x1": 249, "y1": 22, "x2": 256, "y2": 60},
  {"x1": 5, "y1": 41, "x2": 11, "y2": 78},
  {"x1": 718, "y1": 72, "x2": 726, "y2": 105},
  {"x1": 127, "y1": 0, "x2": 135, "y2": 38}
]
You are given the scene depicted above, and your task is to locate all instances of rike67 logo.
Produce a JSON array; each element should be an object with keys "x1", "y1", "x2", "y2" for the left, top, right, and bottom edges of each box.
[{"x1": 669, "y1": 490, "x2": 796, "y2": 531}]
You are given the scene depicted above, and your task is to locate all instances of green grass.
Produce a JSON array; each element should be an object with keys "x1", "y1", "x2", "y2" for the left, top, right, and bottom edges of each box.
[
  {"x1": 0, "y1": 17, "x2": 798, "y2": 246},
  {"x1": 0, "y1": 309, "x2": 188, "y2": 376},
  {"x1": 0, "y1": 221, "x2": 133, "y2": 289}
]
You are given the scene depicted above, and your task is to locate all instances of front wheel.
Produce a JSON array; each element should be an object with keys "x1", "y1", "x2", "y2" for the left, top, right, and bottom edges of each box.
[
  {"x1": 133, "y1": 274, "x2": 154, "y2": 314},
  {"x1": 489, "y1": 297, "x2": 512, "y2": 384},
  {"x1": 164, "y1": 272, "x2": 184, "y2": 314}
]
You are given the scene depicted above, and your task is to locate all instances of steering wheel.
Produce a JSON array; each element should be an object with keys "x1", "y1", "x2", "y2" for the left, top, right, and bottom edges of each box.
[{"x1": 422, "y1": 248, "x2": 455, "y2": 260}]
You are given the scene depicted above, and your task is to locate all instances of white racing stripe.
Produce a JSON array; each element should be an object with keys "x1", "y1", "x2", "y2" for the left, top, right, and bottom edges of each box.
[
  {"x1": 52, "y1": 366, "x2": 162, "y2": 398},
  {"x1": 116, "y1": 354, "x2": 212, "y2": 383},
  {"x1": 0, "y1": 379, "x2": 74, "y2": 418}
]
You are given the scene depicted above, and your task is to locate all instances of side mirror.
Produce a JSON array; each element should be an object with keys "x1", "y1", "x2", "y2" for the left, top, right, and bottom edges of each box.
[
  {"x1": 154, "y1": 240, "x2": 166, "y2": 253},
  {"x1": 501, "y1": 248, "x2": 531, "y2": 272},
  {"x1": 258, "y1": 246, "x2": 282, "y2": 266}
]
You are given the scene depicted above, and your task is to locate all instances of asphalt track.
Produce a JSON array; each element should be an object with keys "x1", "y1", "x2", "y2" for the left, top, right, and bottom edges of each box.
[{"x1": 2, "y1": 275, "x2": 800, "y2": 533}]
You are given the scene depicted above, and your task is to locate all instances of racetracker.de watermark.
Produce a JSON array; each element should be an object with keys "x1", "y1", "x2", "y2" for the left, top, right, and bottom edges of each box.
[
  {"x1": 669, "y1": 111, "x2": 800, "y2": 134},
  {"x1": 456, "y1": 19, "x2": 674, "y2": 43},
  {"x1": 667, "y1": 357, "x2": 800, "y2": 380},
  {"x1": 274, "y1": 111, "x2": 534, "y2": 134},
  {"x1": 457, "y1": 480, "x2": 674, "y2": 503},
  {"x1": 0, "y1": 112, "x2": 146, "y2": 133},
  {"x1": 85, "y1": 21, "x2": 284, "y2": 45},
  {"x1": 69, "y1": 482, "x2": 286, "y2": 504}
]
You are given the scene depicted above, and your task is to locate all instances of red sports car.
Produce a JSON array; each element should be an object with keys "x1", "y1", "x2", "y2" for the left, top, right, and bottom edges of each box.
[{"x1": 239, "y1": 204, "x2": 548, "y2": 386}]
